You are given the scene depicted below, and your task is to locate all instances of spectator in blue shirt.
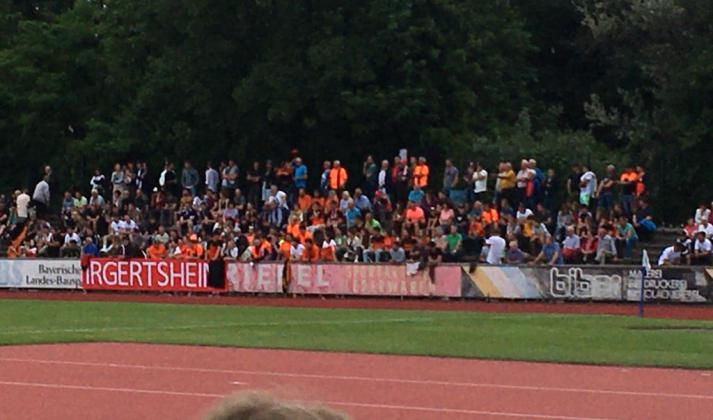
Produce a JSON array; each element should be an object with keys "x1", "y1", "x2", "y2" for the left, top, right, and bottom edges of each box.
[
  {"x1": 408, "y1": 184, "x2": 425, "y2": 204},
  {"x1": 81, "y1": 237, "x2": 99, "y2": 257},
  {"x1": 533, "y1": 234, "x2": 563, "y2": 265},
  {"x1": 345, "y1": 200, "x2": 361, "y2": 229}
]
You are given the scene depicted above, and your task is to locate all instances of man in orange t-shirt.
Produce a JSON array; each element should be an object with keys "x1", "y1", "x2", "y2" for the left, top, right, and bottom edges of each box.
[
  {"x1": 301, "y1": 239, "x2": 320, "y2": 262},
  {"x1": 405, "y1": 201, "x2": 426, "y2": 225},
  {"x1": 412, "y1": 157, "x2": 429, "y2": 188},
  {"x1": 297, "y1": 189, "x2": 312, "y2": 211},
  {"x1": 146, "y1": 240, "x2": 167, "y2": 259},
  {"x1": 328, "y1": 160, "x2": 348, "y2": 191}
]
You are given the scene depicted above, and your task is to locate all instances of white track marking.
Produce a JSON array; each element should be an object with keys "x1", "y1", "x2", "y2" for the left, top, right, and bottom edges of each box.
[
  {"x1": 324, "y1": 400, "x2": 619, "y2": 420},
  {"x1": 0, "y1": 380, "x2": 618, "y2": 420},
  {"x1": 0, "y1": 317, "x2": 434, "y2": 336},
  {"x1": 1, "y1": 357, "x2": 711, "y2": 401}
]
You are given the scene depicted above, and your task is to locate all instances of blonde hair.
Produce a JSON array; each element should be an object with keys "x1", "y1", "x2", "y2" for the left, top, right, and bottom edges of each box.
[{"x1": 205, "y1": 392, "x2": 348, "y2": 420}]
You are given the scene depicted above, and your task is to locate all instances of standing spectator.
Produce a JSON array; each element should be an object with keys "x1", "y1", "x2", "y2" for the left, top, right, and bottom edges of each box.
[
  {"x1": 694, "y1": 203, "x2": 710, "y2": 225},
  {"x1": 205, "y1": 162, "x2": 220, "y2": 194},
  {"x1": 566, "y1": 163, "x2": 583, "y2": 202},
  {"x1": 221, "y1": 160, "x2": 239, "y2": 195},
  {"x1": 90, "y1": 169, "x2": 106, "y2": 194},
  {"x1": 391, "y1": 156, "x2": 410, "y2": 205},
  {"x1": 319, "y1": 161, "x2": 331, "y2": 196},
  {"x1": 262, "y1": 160, "x2": 275, "y2": 202},
  {"x1": 377, "y1": 159, "x2": 390, "y2": 196},
  {"x1": 136, "y1": 161, "x2": 148, "y2": 192},
  {"x1": 412, "y1": 157, "x2": 429, "y2": 189},
  {"x1": 635, "y1": 165, "x2": 646, "y2": 197},
  {"x1": 164, "y1": 162, "x2": 179, "y2": 197},
  {"x1": 292, "y1": 157, "x2": 308, "y2": 202},
  {"x1": 111, "y1": 163, "x2": 124, "y2": 195},
  {"x1": 484, "y1": 227, "x2": 506, "y2": 264},
  {"x1": 244, "y1": 161, "x2": 262, "y2": 206},
  {"x1": 579, "y1": 164, "x2": 597, "y2": 209},
  {"x1": 442, "y1": 159, "x2": 459, "y2": 195},
  {"x1": 472, "y1": 162, "x2": 488, "y2": 203},
  {"x1": 516, "y1": 159, "x2": 532, "y2": 206},
  {"x1": 328, "y1": 160, "x2": 348, "y2": 192},
  {"x1": 619, "y1": 167, "x2": 638, "y2": 216},
  {"x1": 597, "y1": 165, "x2": 616, "y2": 213},
  {"x1": 181, "y1": 161, "x2": 199, "y2": 197},
  {"x1": 16, "y1": 189, "x2": 30, "y2": 223},
  {"x1": 31, "y1": 175, "x2": 50, "y2": 219},
  {"x1": 362, "y1": 155, "x2": 378, "y2": 197},
  {"x1": 542, "y1": 168, "x2": 558, "y2": 213},
  {"x1": 496, "y1": 162, "x2": 517, "y2": 208}
]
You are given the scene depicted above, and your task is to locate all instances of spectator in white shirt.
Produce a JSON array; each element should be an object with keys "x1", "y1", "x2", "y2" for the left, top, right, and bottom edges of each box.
[
  {"x1": 484, "y1": 229, "x2": 506, "y2": 264},
  {"x1": 658, "y1": 242, "x2": 685, "y2": 266},
  {"x1": 32, "y1": 176, "x2": 50, "y2": 218},
  {"x1": 697, "y1": 220, "x2": 713, "y2": 239},
  {"x1": 90, "y1": 169, "x2": 105, "y2": 193},
  {"x1": 694, "y1": 203, "x2": 710, "y2": 225},
  {"x1": 118, "y1": 214, "x2": 138, "y2": 233},
  {"x1": 15, "y1": 189, "x2": 30, "y2": 221},
  {"x1": 691, "y1": 231, "x2": 712, "y2": 265},
  {"x1": 562, "y1": 226, "x2": 581, "y2": 263},
  {"x1": 473, "y1": 162, "x2": 488, "y2": 202}
]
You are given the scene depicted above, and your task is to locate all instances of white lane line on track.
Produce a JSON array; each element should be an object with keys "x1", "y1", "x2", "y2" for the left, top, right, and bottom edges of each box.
[
  {"x1": 0, "y1": 317, "x2": 434, "y2": 336},
  {"x1": 1, "y1": 357, "x2": 711, "y2": 401},
  {"x1": 0, "y1": 380, "x2": 618, "y2": 420}
]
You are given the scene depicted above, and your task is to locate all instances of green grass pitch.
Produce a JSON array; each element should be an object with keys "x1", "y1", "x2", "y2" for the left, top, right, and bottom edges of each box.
[{"x1": 1, "y1": 299, "x2": 712, "y2": 369}]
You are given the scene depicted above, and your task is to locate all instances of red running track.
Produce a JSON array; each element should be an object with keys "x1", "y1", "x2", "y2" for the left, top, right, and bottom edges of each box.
[{"x1": 0, "y1": 343, "x2": 712, "y2": 419}]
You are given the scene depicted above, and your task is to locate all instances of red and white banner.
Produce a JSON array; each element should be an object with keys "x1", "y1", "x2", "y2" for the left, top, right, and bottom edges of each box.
[
  {"x1": 83, "y1": 258, "x2": 221, "y2": 292},
  {"x1": 226, "y1": 262, "x2": 462, "y2": 297}
]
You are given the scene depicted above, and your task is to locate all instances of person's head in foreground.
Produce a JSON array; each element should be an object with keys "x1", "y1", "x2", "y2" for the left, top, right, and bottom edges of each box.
[{"x1": 205, "y1": 392, "x2": 347, "y2": 420}]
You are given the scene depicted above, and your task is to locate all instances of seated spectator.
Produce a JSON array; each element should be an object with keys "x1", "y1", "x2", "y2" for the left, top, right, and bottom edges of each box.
[
  {"x1": 691, "y1": 231, "x2": 712, "y2": 265},
  {"x1": 390, "y1": 239, "x2": 406, "y2": 263},
  {"x1": 694, "y1": 203, "x2": 710, "y2": 225},
  {"x1": 443, "y1": 224, "x2": 462, "y2": 262},
  {"x1": 505, "y1": 240, "x2": 528, "y2": 264},
  {"x1": 562, "y1": 226, "x2": 581, "y2": 263},
  {"x1": 532, "y1": 234, "x2": 563, "y2": 266},
  {"x1": 615, "y1": 216, "x2": 638, "y2": 261},
  {"x1": 594, "y1": 226, "x2": 617, "y2": 265},
  {"x1": 683, "y1": 218, "x2": 698, "y2": 239},
  {"x1": 698, "y1": 219, "x2": 713, "y2": 239},
  {"x1": 632, "y1": 199, "x2": 656, "y2": 241}
]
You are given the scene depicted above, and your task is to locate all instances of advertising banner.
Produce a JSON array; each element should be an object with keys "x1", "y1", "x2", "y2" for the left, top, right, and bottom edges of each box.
[
  {"x1": 463, "y1": 265, "x2": 713, "y2": 303},
  {"x1": 82, "y1": 258, "x2": 222, "y2": 292},
  {"x1": 0, "y1": 259, "x2": 82, "y2": 289},
  {"x1": 226, "y1": 262, "x2": 462, "y2": 297}
]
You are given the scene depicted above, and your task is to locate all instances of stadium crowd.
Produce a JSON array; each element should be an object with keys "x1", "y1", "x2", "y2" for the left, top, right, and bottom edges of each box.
[{"x1": 0, "y1": 151, "x2": 660, "y2": 266}]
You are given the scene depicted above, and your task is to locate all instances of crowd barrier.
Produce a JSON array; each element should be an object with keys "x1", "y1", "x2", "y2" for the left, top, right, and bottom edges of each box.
[{"x1": 1, "y1": 258, "x2": 711, "y2": 303}]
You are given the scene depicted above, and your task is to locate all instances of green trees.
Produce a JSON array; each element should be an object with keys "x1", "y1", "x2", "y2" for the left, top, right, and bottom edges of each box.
[{"x1": 0, "y1": 0, "x2": 711, "y2": 221}]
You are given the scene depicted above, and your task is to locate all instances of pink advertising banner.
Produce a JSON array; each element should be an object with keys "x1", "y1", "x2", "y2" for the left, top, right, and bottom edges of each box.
[{"x1": 225, "y1": 262, "x2": 461, "y2": 297}]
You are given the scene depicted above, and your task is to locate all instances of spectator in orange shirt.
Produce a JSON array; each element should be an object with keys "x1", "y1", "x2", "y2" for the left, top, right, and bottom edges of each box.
[
  {"x1": 146, "y1": 239, "x2": 167, "y2": 259},
  {"x1": 405, "y1": 201, "x2": 426, "y2": 225},
  {"x1": 301, "y1": 238, "x2": 320, "y2": 262},
  {"x1": 412, "y1": 157, "x2": 429, "y2": 188},
  {"x1": 328, "y1": 160, "x2": 348, "y2": 191},
  {"x1": 278, "y1": 235, "x2": 293, "y2": 260},
  {"x1": 297, "y1": 188, "x2": 312, "y2": 211},
  {"x1": 481, "y1": 202, "x2": 500, "y2": 226}
]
